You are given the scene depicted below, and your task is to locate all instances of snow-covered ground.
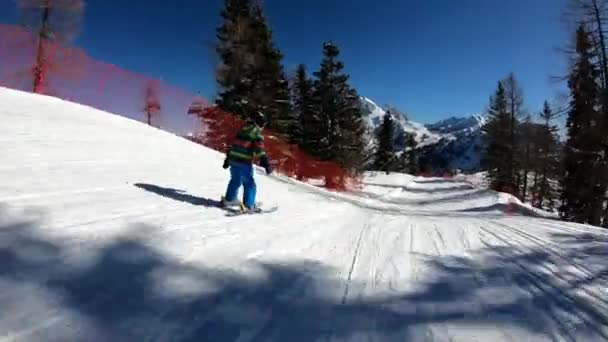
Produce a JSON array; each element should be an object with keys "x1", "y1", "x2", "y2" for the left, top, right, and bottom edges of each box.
[{"x1": 1, "y1": 87, "x2": 607, "y2": 341}]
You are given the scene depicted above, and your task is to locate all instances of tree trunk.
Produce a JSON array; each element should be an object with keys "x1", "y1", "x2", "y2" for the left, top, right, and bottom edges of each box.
[
  {"x1": 602, "y1": 197, "x2": 608, "y2": 227},
  {"x1": 510, "y1": 85, "x2": 517, "y2": 192},
  {"x1": 590, "y1": 184, "x2": 603, "y2": 225},
  {"x1": 515, "y1": 171, "x2": 522, "y2": 198},
  {"x1": 522, "y1": 140, "x2": 531, "y2": 201},
  {"x1": 532, "y1": 167, "x2": 540, "y2": 207},
  {"x1": 537, "y1": 148, "x2": 550, "y2": 209}
]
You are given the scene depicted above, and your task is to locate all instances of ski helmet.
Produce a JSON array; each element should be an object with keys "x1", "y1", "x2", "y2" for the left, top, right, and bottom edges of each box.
[{"x1": 252, "y1": 111, "x2": 267, "y2": 128}]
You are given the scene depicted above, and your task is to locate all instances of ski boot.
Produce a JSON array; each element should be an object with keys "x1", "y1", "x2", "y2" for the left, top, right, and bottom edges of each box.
[
  {"x1": 221, "y1": 196, "x2": 242, "y2": 208},
  {"x1": 238, "y1": 202, "x2": 263, "y2": 214}
]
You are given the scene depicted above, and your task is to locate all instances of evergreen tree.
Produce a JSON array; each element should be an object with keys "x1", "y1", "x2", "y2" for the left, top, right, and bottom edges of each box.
[
  {"x1": 565, "y1": 1, "x2": 608, "y2": 226},
  {"x1": 374, "y1": 111, "x2": 396, "y2": 172},
  {"x1": 482, "y1": 81, "x2": 517, "y2": 193},
  {"x1": 215, "y1": 0, "x2": 290, "y2": 134},
  {"x1": 334, "y1": 85, "x2": 369, "y2": 171},
  {"x1": 311, "y1": 42, "x2": 342, "y2": 161},
  {"x1": 291, "y1": 64, "x2": 316, "y2": 148},
  {"x1": 311, "y1": 42, "x2": 369, "y2": 170},
  {"x1": 405, "y1": 133, "x2": 419, "y2": 174},
  {"x1": 215, "y1": 0, "x2": 254, "y2": 117},
  {"x1": 560, "y1": 25, "x2": 606, "y2": 225},
  {"x1": 517, "y1": 115, "x2": 534, "y2": 201},
  {"x1": 248, "y1": 4, "x2": 290, "y2": 133},
  {"x1": 503, "y1": 73, "x2": 525, "y2": 198},
  {"x1": 533, "y1": 101, "x2": 561, "y2": 209},
  {"x1": 396, "y1": 133, "x2": 418, "y2": 174}
]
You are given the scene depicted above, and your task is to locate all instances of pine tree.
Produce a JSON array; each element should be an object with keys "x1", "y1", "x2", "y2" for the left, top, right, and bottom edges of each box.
[
  {"x1": 561, "y1": 25, "x2": 605, "y2": 225},
  {"x1": 503, "y1": 73, "x2": 525, "y2": 198},
  {"x1": 248, "y1": 4, "x2": 290, "y2": 133},
  {"x1": 311, "y1": 42, "x2": 369, "y2": 170},
  {"x1": 560, "y1": 25, "x2": 605, "y2": 225},
  {"x1": 334, "y1": 85, "x2": 369, "y2": 171},
  {"x1": 215, "y1": 0, "x2": 255, "y2": 118},
  {"x1": 311, "y1": 42, "x2": 341, "y2": 161},
  {"x1": 291, "y1": 64, "x2": 316, "y2": 148},
  {"x1": 405, "y1": 133, "x2": 419, "y2": 174},
  {"x1": 482, "y1": 81, "x2": 517, "y2": 194},
  {"x1": 215, "y1": 0, "x2": 290, "y2": 134},
  {"x1": 534, "y1": 101, "x2": 561, "y2": 209},
  {"x1": 374, "y1": 111, "x2": 396, "y2": 172},
  {"x1": 517, "y1": 115, "x2": 534, "y2": 202},
  {"x1": 565, "y1": 0, "x2": 608, "y2": 226},
  {"x1": 395, "y1": 133, "x2": 418, "y2": 174}
]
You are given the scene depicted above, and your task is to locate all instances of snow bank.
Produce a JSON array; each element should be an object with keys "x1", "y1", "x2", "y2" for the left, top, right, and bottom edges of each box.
[{"x1": 363, "y1": 171, "x2": 416, "y2": 187}]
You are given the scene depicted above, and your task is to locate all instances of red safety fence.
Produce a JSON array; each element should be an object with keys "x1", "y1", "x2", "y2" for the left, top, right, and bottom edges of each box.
[
  {"x1": 0, "y1": 24, "x2": 200, "y2": 134},
  {"x1": 189, "y1": 106, "x2": 360, "y2": 191},
  {"x1": 0, "y1": 24, "x2": 358, "y2": 190}
]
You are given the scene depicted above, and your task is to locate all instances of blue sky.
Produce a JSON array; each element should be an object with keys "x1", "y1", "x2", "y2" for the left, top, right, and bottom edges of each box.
[{"x1": 1, "y1": 0, "x2": 569, "y2": 124}]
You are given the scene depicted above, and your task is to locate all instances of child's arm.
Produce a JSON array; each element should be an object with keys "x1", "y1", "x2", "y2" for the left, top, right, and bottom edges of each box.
[{"x1": 252, "y1": 134, "x2": 272, "y2": 174}]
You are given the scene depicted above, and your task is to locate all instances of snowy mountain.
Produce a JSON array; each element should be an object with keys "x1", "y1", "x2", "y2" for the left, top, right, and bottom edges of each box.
[
  {"x1": 420, "y1": 115, "x2": 486, "y2": 172},
  {"x1": 360, "y1": 97, "x2": 486, "y2": 172},
  {"x1": 2, "y1": 87, "x2": 607, "y2": 341},
  {"x1": 426, "y1": 115, "x2": 487, "y2": 135},
  {"x1": 361, "y1": 97, "x2": 444, "y2": 149}
]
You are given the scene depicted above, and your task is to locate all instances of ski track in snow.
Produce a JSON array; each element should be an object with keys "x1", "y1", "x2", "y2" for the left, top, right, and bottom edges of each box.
[{"x1": 1, "y1": 87, "x2": 608, "y2": 341}]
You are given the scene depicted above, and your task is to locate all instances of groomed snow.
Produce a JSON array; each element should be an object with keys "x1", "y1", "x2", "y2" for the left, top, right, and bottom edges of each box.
[{"x1": 1, "y1": 87, "x2": 607, "y2": 341}]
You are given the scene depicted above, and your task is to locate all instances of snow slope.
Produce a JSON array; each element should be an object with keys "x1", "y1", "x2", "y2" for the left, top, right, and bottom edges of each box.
[{"x1": 2, "y1": 87, "x2": 608, "y2": 341}]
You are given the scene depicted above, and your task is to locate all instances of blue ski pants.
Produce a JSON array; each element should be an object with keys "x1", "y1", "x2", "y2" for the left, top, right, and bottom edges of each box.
[{"x1": 225, "y1": 162, "x2": 257, "y2": 208}]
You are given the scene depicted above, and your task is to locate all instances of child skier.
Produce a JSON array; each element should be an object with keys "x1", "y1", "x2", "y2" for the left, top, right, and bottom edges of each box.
[{"x1": 221, "y1": 111, "x2": 272, "y2": 211}]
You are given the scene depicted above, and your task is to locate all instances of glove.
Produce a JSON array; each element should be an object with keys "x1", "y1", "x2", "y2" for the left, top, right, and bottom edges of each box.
[
  {"x1": 222, "y1": 158, "x2": 229, "y2": 169},
  {"x1": 260, "y1": 156, "x2": 272, "y2": 175}
]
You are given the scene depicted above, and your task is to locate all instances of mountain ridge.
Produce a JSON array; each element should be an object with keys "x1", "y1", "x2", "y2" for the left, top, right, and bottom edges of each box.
[{"x1": 360, "y1": 96, "x2": 486, "y2": 172}]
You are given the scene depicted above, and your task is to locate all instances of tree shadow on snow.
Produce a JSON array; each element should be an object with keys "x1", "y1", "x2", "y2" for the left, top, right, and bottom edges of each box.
[
  {"x1": 134, "y1": 183, "x2": 221, "y2": 208},
  {"x1": 0, "y1": 205, "x2": 607, "y2": 341}
]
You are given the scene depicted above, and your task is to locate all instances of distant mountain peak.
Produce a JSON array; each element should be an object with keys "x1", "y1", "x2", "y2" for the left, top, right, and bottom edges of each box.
[
  {"x1": 425, "y1": 115, "x2": 486, "y2": 135},
  {"x1": 360, "y1": 97, "x2": 487, "y2": 172}
]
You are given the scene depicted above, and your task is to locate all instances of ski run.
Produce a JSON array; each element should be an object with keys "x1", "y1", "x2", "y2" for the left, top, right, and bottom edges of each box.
[{"x1": 1, "y1": 87, "x2": 607, "y2": 341}]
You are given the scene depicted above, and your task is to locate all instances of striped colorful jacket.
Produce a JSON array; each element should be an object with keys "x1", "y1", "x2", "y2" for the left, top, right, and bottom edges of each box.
[{"x1": 226, "y1": 122, "x2": 267, "y2": 164}]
